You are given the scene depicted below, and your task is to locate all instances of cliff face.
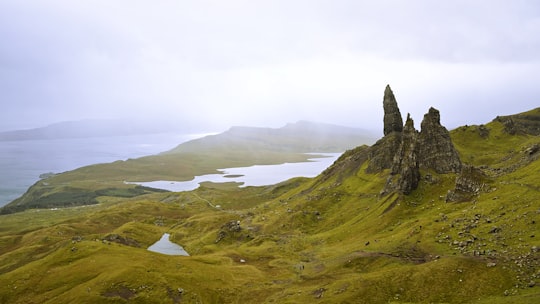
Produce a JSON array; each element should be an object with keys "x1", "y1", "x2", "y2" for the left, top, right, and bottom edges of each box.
[
  {"x1": 385, "y1": 114, "x2": 420, "y2": 195},
  {"x1": 365, "y1": 132, "x2": 402, "y2": 173},
  {"x1": 417, "y1": 107, "x2": 462, "y2": 173},
  {"x1": 493, "y1": 107, "x2": 540, "y2": 135},
  {"x1": 366, "y1": 85, "x2": 462, "y2": 195}
]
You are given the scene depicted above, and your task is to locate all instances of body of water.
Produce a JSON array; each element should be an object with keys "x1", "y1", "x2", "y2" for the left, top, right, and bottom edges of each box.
[
  {"x1": 127, "y1": 153, "x2": 341, "y2": 192},
  {"x1": 0, "y1": 133, "x2": 197, "y2": 207},
  {"x1": 147, "y1": 233, "x2": 189, "y2": 256},
  {"x1": 1, "y1": 133, "x2": 342, "y2": 207}
]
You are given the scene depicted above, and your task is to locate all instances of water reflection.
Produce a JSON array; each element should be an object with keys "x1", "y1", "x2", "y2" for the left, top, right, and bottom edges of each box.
[
  {"x1": 129, "y1": 153, "x2": 341, "y2": 192},
  {"x1": 147, "y1": 233, "x2": 189, "y2": 256}
]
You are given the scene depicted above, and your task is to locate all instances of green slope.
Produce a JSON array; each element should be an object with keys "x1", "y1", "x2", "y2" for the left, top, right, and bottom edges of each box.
[{"x1": 0, "y1": 109, "x2": 538, "y2": 303}]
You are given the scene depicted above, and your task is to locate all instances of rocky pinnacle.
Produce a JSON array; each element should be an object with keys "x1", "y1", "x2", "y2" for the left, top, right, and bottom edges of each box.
[
  {"x1": 383, "y1": 85, "x2": 404, "y2": 136},
  {"x1": 383, "y1": 113, "x2": 421, "y2": 195},
  {"x1": 418, "y1": 107, "x2": 462, "y2": 173},
  {"x1": 373, "y1": 87, "x2": 462, "y2": 196}
]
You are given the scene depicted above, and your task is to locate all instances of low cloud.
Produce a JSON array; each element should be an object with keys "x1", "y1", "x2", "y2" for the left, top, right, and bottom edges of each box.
[{"x1": 1, "y1": 0, "x2": 539, "y2": 131}]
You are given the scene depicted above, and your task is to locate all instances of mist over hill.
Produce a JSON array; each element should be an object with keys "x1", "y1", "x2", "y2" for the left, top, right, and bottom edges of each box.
[
  {"x1": 166, "y1": 120, "x2": 377, "y2": 154},
  {"x1": 0, "y1": 119, "x2": 206, "y2": 141}
]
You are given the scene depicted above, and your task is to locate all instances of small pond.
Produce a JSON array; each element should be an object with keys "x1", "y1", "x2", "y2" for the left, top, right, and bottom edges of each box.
[{"x1": 147, "y1": 233, "x2": 189, "y2": 256}]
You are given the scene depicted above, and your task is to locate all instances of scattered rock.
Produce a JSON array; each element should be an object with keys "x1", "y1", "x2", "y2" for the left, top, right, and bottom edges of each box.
[
  {"x1": 477, "y1": 125, "x2": 490, "y2": 138},
  {"x1": 215, "y1": 220, "x2": 242, "y2": 243},
  {"x1": 525, "y1": 144, "x2": 539, "y2": 155},
  {"x1": 154, "y1": 216, "x2": 165, "y2": 226},
  {"x1": 226, "y1": 220, "x2": 242, "y2": 232},
  {"x1": 424, "y1": 173, "x2": 440, "y2": 184},
  {"x1": 312, "y1": 288, "x2": 326, "y2": 299},
  {"x1": 102, "y1": 285, "x2": 137, "y2": 300},
  {"x1": 489, "y1": 227, "x2": 502, "y2": 234},
  {"x1": 102, "y1": 234, "x2": 141, "y2": 247},
  {"x1": 487, "y1": 262, "x2": 497, "y2": 268},
  {"x1": 494, "y1": 109, "x2": 540, "y2": 135},
  {"x1": 71, "y1": 235, "x2": 83, "y2": 243}
]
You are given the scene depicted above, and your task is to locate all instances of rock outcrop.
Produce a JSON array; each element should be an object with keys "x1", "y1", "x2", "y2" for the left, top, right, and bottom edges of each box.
[
  {"x1": 215, "y1": 220, "x2": 242, "y2": 243},
  {"x1": 383, "y1": 85, "x2": 404, "y2": 136},
  {"x1": 417, "y1": 107, "x2": 462, "y2": 173},
  {"x1": 366, "y1": 85, "x2": 405, "y2": 173},
  {"x1": 367, "y1": 85, "x2": 462, "y2": 196},
  {"x1": 446, "y1": 165, "x2": 490, "y2": 202},
  {"x1": 383, "y1": 114, "x2": 421, "y2": 195},
  {"x1": 493, "y1": 108, "x2": 540, "y2": 135},
  {"x1": 366, "y1": 132, "x2": 402, "y2": 173}
]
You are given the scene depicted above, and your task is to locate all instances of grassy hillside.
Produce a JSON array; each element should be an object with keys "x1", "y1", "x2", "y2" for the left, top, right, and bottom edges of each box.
[
  {"x1": 166, "y1": 121, "x2": 376, "y2": 154},
  {"x1": 0, "y1": 110, "x2": 538, "y2": 303}
]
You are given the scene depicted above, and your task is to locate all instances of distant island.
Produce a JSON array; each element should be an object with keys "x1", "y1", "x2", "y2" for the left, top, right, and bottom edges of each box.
[{"x1": 0, "y1": 119, "x2": 208, "y2": 141}]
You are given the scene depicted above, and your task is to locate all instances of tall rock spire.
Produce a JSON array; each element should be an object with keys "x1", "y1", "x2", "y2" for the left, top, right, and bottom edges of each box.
[
  {"x1": 383, "y1": 85, "x2": 403, "y2": 136},
  {"x1": 382, "y1": 113, "x2": 420, "y2": 195},
  {"x1": 367, "y1": 86, "x2": 462, "y2": 196}
]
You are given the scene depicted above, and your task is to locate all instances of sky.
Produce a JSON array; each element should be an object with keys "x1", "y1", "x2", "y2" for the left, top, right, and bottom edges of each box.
[{"x1": 1, "y1": 0, "x2": 539, "y2": 134}]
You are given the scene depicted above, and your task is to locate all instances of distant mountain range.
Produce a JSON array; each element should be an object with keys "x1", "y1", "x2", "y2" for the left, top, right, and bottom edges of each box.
[
  {"x1": 166, "y1": 120, "x2": 378, "y2": 154},
  {"x1": 0, "y1": 119, "x2": 201, "y2": 141},
  {"x1": 0, "y1": 119, "x2": 378, "y2": 144}
]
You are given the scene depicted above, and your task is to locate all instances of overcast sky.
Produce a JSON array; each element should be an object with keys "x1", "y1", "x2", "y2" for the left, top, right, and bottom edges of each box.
[{"x1": 1, "y1": 0, "x2": 539, "y2": 134}]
